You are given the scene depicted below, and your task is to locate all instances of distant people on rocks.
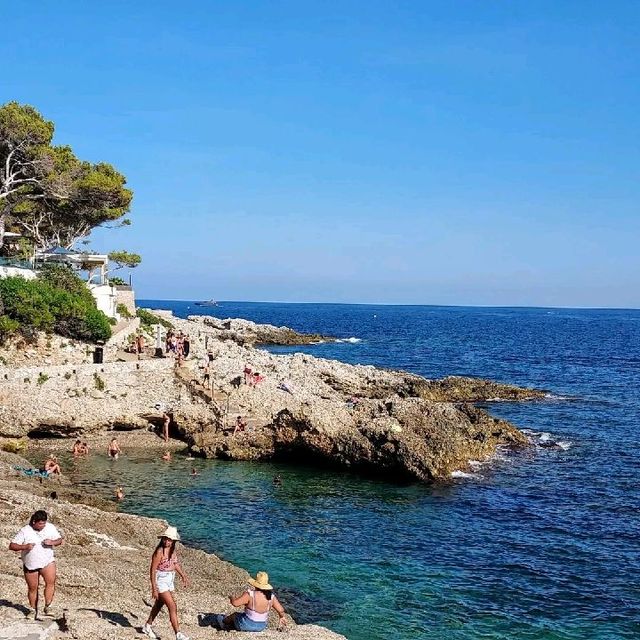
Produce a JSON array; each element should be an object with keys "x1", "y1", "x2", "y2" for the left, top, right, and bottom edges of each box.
[
  {"x1": 43, "y1": 455, "x2": 61, "y2": 476},
  {"x1": 182, "y1": 335, "x2": 190, "y2": 359},
  {"x1": 9, "y1": 510, "x2": 64, "y2": 620},
  {"x1": 346, "y1": 396, "x2": 361, "y2": 409},
  {"x1": 251, "y1": 372, "x2": 265, "y2": 387},
  {"x1": 155, "y1": 403, "x2": 172, "y2": 442},
  {"x1": 216, "y1": 571, "x2": 287, "y2": 632},
  {"x1": 108, "y1": 437, "x2": 122, "y2": 460},
  {"x1": 277, "y1": 381, "x2": 293, "y2": 394},
  {"x1": 233, "y1": 416, "x2": 247, "y2": 435},
  {"x1": 243, "y1": 365, "x2": 252, "y2": 385},
  {"x1": 136, "y1": 333, "x2": 146, "y2": 359},
  {"x1": 142, "y1": 526, "x2": 190, "y2": 640},
  {"x1": 202, "y1": 361, "x2": 211, "y2": 388},
  {"x1": 80, "y1": 442, "x2": 89, "y2": 455}
]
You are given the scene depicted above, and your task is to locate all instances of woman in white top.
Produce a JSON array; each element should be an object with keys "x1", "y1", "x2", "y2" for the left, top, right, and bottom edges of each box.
[
  {"x1": 9, "y1": 510, "x2": 63, "y2": 619},
  {"x1": 219, "y1": 571, "x2": 287, "y2": 632}
]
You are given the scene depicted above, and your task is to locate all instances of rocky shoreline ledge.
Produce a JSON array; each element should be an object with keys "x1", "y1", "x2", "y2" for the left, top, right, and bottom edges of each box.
[
  {"x1": 0, "y1": 311, "x2": 545, "y2": 481},
  {"x1": 0, "y1": 448, "x2": 345, "y2": 640}
]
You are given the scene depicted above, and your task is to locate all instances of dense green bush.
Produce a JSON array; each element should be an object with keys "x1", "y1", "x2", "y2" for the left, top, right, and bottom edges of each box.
[
  {"x1": 0, "y1": 270, "x2": 112, "y2": 343},
  {"x1": 137, "y1": 308, "x2": 173, "y2": 330}
]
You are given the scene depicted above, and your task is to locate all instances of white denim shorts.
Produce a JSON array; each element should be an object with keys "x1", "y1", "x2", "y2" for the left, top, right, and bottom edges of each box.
[{"x1": 156, "y1": 570, "x2": 175, "y2": 593}]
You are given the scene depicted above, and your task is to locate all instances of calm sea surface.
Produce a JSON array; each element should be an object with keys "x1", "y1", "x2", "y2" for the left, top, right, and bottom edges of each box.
[{"x1": 67, "y1": 302, "x2": 640, "y2": 639}]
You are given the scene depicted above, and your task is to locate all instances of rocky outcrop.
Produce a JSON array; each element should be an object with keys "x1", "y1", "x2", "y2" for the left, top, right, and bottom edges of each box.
[
  {"x1": 0, "y1": 312, "x2": 545, "y2": 480},
  {"x1": 187, "y1": 400, "x2": 526, "y2": 481},
  {"x1": 187, "y1": 314, "x2": 333, "y2": 346},
  {"x1": 0, "y1": 451, "x2": 345, "y2": 640}
]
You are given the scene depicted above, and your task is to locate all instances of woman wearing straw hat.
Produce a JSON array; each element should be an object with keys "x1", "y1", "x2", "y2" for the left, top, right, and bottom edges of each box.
[
  {"x1": 142, "y1": 526, "x2": 190, "y2": 640},
  {"x1": 218, "y1": 571, "x2": 287, "y2": 632}
]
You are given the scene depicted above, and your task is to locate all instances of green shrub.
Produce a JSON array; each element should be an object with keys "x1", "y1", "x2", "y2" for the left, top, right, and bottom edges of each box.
[
  {"x1": 0, "y1": 315, "x2": 20, "y2": 343},
  {"x1": 37, "y1": 372, "x2": 49, "y2": 385},
  {"x1": 1, "y1": 439, "x2": 28, "y2": 454},
  {"x1": 116, "y1": 303, "x2": 133, "y2": 319},
  {"x1": 137, "y1": 308, "x2": 173, "y2": 330},
  {"x1": 0, "y1": 272, "x2": 112, "y2": 343},
  {"x1": 109, "y1": 276, "x2": 127, "y2": 286}
]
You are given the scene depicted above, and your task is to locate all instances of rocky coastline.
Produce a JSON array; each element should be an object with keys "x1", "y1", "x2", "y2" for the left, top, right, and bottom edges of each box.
[
  {"x1": 0, "y1": 311, "x2": 547, "y2": 638},
  {"x1": 0, "y1": 311, "x2": 546, "y2": 481}
]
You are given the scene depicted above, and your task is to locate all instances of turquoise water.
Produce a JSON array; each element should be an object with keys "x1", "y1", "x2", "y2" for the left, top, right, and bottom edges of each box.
[{"x1": 61, "y1": 303, "x2": 640, "y2": 639}]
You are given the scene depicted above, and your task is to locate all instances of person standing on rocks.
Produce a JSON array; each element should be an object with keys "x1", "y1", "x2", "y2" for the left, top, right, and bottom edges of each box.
[
  {"x1": 155, "y1": 403, "x2": 171, "y2": 442},
  {"x1": 8, "y1": 510, "x2": 63, "y2": 619},
  {"x1": 142, "y1": 526, "x2": 190, "y2": 640}
]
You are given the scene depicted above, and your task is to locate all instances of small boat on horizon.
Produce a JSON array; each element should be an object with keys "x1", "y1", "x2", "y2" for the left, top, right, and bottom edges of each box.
[{"x1": 194, "y1": 299, "x2": 218, "y2": 307}]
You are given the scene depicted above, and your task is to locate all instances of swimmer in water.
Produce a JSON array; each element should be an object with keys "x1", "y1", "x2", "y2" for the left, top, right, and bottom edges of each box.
[
  {"x1": 115, "y1": 486, "x2": 125, "y2": 501},
  {"x1": 162, "y1": 451, "x2": 172, "y2": 462},
  {"x1": 108, "y1": 438, "x2": 121, "y2": 460}
]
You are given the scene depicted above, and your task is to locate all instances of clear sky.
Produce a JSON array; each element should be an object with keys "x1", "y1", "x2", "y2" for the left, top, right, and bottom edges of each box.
[{"x1": 2, "y1": 1, "x2": 639, "y2": 307}]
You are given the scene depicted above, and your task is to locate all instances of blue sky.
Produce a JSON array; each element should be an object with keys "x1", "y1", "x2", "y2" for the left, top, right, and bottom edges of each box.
[{"x1": 2, "y1": 1, "x2": 639, "y2": 307}]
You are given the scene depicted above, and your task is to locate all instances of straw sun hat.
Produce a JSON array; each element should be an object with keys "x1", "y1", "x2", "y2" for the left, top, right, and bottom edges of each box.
[
  {"x1": 248, "y1": 571, "x2": 273, "y2": 591},
  {"x1": 158, "y1": 526, "x2": 180, "y2": 541}
]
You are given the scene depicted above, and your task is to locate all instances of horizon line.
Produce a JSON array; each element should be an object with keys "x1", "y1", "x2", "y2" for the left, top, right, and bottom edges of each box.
[{"x1": 136, "y1": 297, "x2": 640, "y2": 312}]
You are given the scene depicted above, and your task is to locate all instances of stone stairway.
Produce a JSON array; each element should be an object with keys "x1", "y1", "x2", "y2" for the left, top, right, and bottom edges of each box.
[{"x1": 174, "y1": 366, "x2": 271, "y2": 432}]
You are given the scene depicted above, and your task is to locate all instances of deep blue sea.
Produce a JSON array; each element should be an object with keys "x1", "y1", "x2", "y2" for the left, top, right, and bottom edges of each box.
[{"x1": 74, "y1": 302, "x2": 640, "y2": 639}]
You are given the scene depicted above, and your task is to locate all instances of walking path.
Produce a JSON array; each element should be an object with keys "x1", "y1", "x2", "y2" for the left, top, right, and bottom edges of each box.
[{"x1": 174, "y1": 366, "x2": 271, "y2": 433}]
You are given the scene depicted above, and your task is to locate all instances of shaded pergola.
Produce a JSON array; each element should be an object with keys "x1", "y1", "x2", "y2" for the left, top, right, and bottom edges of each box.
[{"x1": 35, "y1": 247, "x2": 110, "y2": 285}]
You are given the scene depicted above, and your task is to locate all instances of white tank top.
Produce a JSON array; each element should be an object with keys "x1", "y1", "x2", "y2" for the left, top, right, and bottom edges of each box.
[{"x1": 244, "y1": 588, "x2": 272, "y2": 622}]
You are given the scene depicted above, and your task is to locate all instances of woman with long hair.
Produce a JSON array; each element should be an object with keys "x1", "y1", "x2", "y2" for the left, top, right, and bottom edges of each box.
[
  {"x1": 142, "y1": 526, "x2": 190, "y2": 640},
  {"x1": 9, "y1": 510, "x2": 63, "y2": 619}
]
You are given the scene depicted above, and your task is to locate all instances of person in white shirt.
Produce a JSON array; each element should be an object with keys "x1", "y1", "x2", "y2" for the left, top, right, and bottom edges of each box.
[{"x1": 9, "y1": 510, "x2": 63, "y2": 619}]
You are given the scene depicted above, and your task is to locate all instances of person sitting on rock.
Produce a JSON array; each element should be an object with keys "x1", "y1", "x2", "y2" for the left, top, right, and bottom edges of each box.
[
  {"x1": 80, "y1": 442, "x2": 90, "y2": 455},
  {"x1": 43, "y1": 456, "x2": 61, "y2": 476},
  {"x1": 72, "y1": 440, "x2": 83, "y2": 456},
  {"x1": 233, "y1": 416, "x2": 247, "y2": 435},
  {"x1": 243, "y1": 365, "x2": 252, "y2": 385},
  {"x1": 216, "y1": 571, "x2": 287, "y2": 632},
  {"x1": 251, "y1": 372, "x2": 265, "y2": 387}
]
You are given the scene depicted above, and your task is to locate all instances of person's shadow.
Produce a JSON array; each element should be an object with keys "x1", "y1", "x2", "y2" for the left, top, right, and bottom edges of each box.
[
  {"x1": 77, "y1": 608, "x2": 138, "y2": 628},
  {"x1": 0, "y1": 599, "x2": 30, "y2": 616}
]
